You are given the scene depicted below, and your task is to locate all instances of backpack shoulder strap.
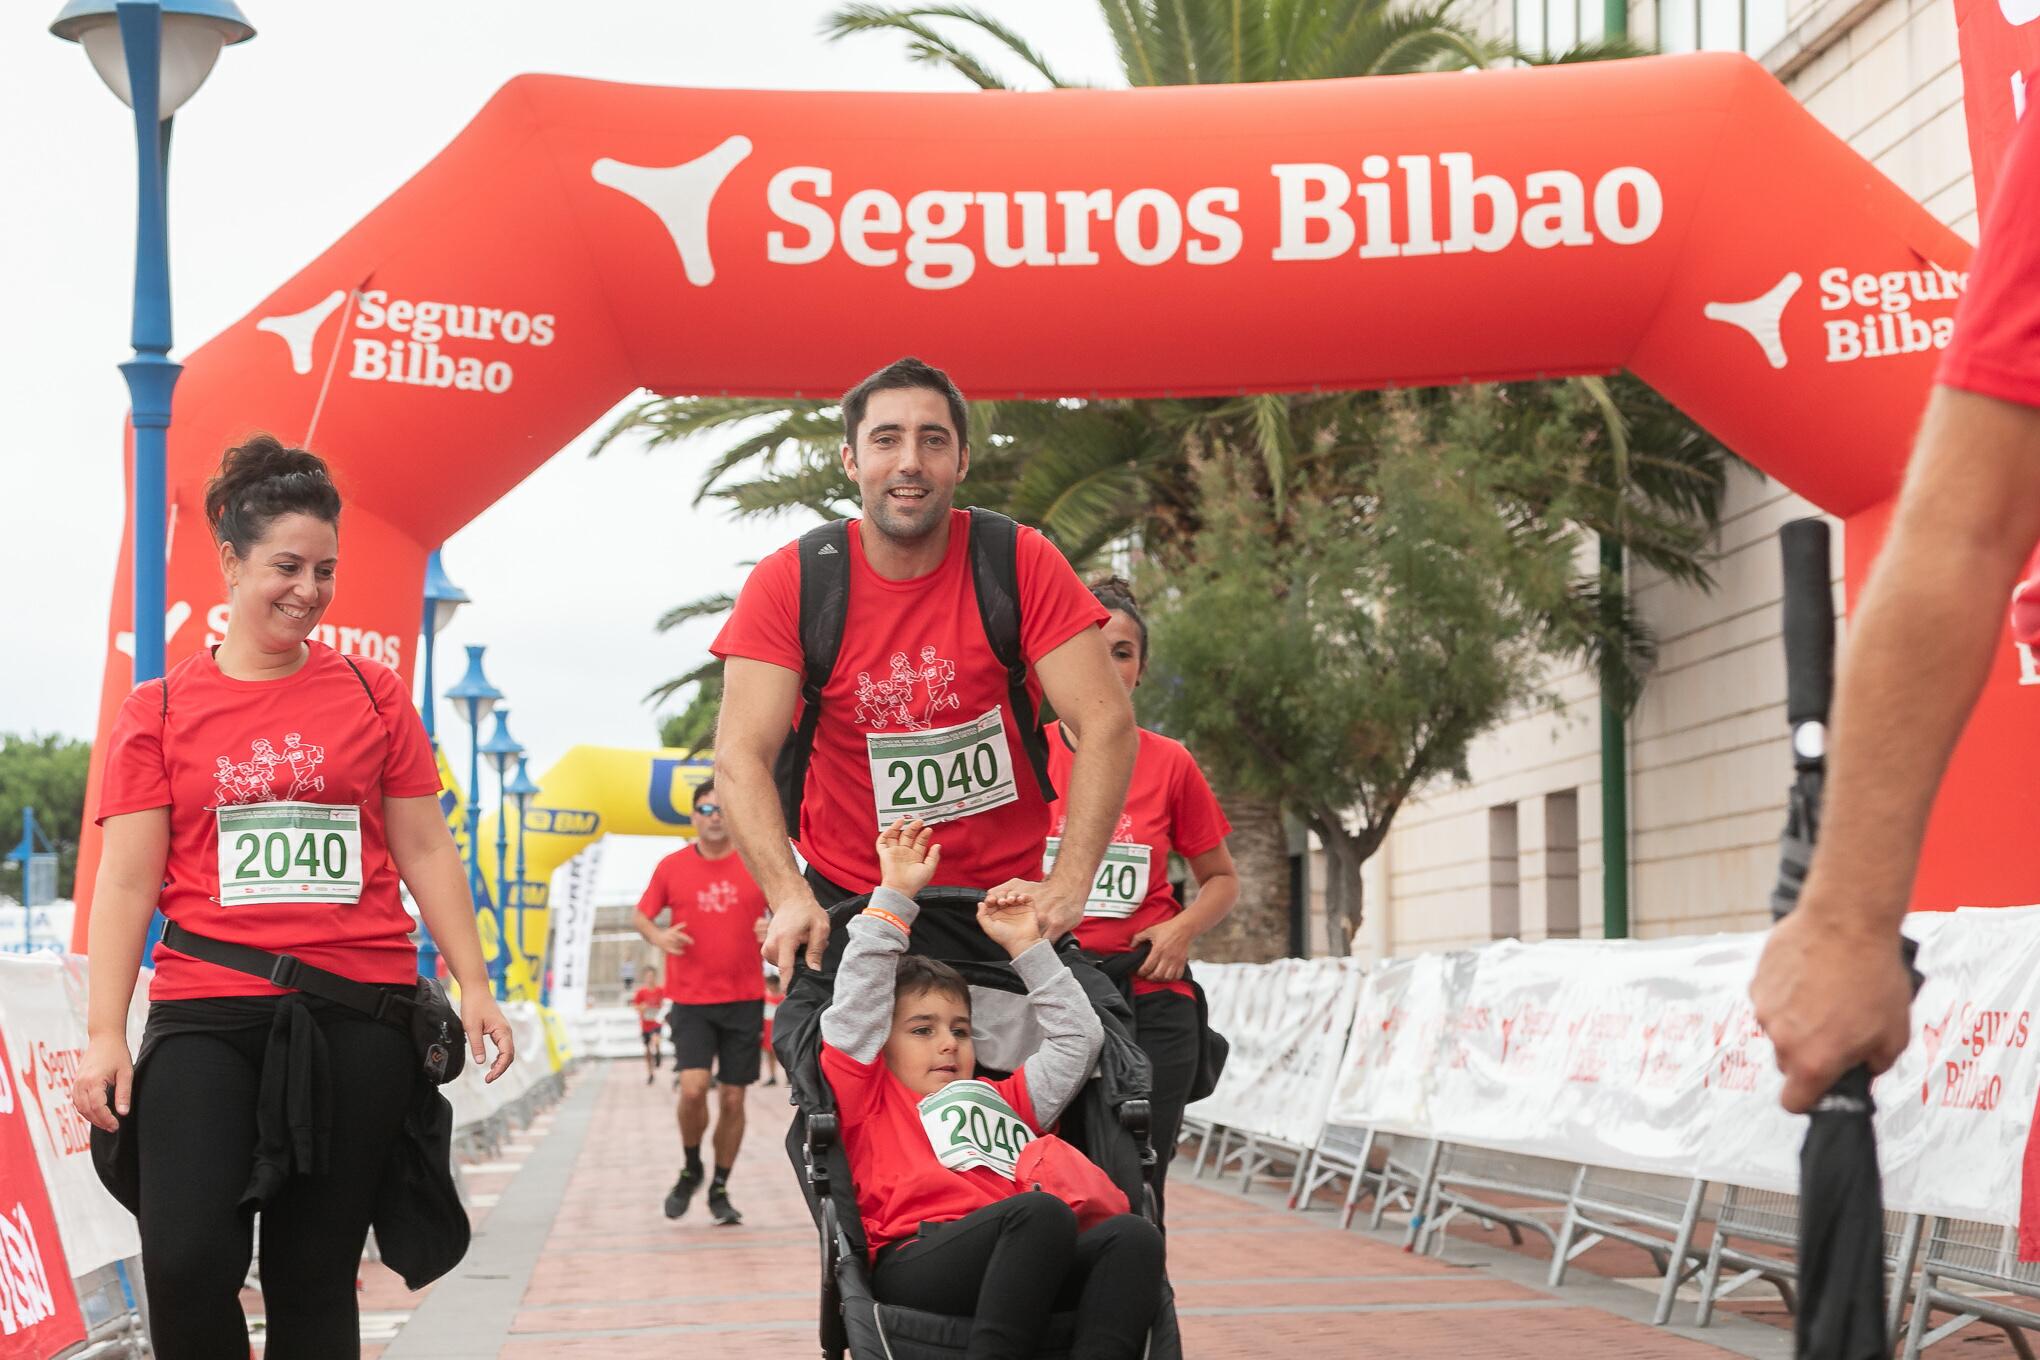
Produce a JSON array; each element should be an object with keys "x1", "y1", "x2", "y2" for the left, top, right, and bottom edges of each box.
[
  {"x1": 338, "y1": 653, "x2": 382, "y2": 714},
  {"x1": 966, "y1": 508, "x2": 1056, "y2": 802},
  {"x1": 772, "y1": 520, "x2": 853, "y2": 828}
]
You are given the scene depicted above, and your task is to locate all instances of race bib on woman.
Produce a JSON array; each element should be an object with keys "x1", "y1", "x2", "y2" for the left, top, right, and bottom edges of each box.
[
  {"x1": 867, "y1": 707, "x2": 1019, "y2": 828},
  {"x1": 918, "y1": 1079, "x2": 1035, "y2": 1177},
  {"x1": 216, "y1": 801, "x2": 363, "y2": 905},
  {"x1": 1041, "y1": 838, "x2": 1152, "y2": 919}
]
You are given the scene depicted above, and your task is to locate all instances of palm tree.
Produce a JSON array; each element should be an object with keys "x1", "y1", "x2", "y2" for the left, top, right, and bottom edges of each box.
[{"x1": 602, "y1": 0, "x2": 1702, "y2": 959}]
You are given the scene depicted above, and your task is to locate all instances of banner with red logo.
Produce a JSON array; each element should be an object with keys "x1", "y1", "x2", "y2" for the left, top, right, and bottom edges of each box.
[
  {"x1": 1955, "y1": 0, "x2": 2040, "y2": 214},
  {"x1": 0, "y1": 1016, "x2": 86, "y2": 1357},
  {"x1": 77, "y1": 52, "x2": 2001, "y2": 956},
  {"x1": 0, "y1": 957, "x2": 141, "y2": 1278}
]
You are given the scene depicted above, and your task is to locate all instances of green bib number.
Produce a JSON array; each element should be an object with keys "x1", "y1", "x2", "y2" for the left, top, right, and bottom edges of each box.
[
  {"x1": 216, "y1": 801, "x2": 363, "y2": 905},
  {"x1": 918, "y1": 1079, "x2": 1035, "y2": 1177},
  {"x1": 867, "y1": 707, "x2": 1019, "y2": 828},
  {"x1": 1041, "y1": 838, "x2": 1152, "y2": 919}
]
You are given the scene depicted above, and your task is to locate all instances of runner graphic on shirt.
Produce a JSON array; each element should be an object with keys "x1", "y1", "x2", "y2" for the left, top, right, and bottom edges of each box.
[
  {"x1": 281, "y1": 733, "x2": 327, "y2": 799},
  {"x1": 917, "y1": 645, "x2": 960, "y2": 724},
  {"x1": 210, "y1": 733, "x2": 329, "y2": 806},
  {"x1": 695, "y1": 881, "x2": 740, "y2": 914}
]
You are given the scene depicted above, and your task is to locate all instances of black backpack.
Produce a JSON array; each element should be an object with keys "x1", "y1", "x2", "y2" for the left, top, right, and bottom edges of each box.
[{"x1": 771, "y1": 507, "x2": 1058, "y2": 829}]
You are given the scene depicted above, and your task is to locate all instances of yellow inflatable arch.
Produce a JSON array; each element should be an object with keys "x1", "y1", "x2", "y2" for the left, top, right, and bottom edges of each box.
[{"x1": 460, "y1": 746, "x2": 714, "y2": 1000}]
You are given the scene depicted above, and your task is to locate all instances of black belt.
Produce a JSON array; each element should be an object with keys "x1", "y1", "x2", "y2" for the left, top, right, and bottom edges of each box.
[{"x1": 163, "y1": 920, "x2": 412, "y2": 1024}]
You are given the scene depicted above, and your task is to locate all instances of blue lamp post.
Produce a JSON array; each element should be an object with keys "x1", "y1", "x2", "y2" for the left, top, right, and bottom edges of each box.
[
  {"x1": 505, "y1": 756, "x2": 541, "y2": 984},
  {"x1": 444, "y1": 645, "x2": 501, "y2": 984},
  {"x1": 479, "y1": 709, "x2": 524, "y2": 997},
  {"x1": 419, "y1": 550, "x2": 469, "y2": 746},
  {"x1": 50, "y1": 0, "x2": 254, "y2": 684}
]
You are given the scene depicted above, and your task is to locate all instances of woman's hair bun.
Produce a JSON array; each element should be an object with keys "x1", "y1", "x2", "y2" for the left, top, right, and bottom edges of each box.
[{"x1": 205, "y1": 434, "x2": 341, "y2": 557}]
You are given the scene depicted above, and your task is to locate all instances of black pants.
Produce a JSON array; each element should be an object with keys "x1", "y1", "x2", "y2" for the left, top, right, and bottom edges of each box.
[
  {"x1": 1132, "y1": 990, "x2": 1200, "y2": 1224},
  {"x1": 873, "y1": 1193, "x2": 1164, "y2": 1360},
  {"x1": 135, "y1": 1000, "x2": 414, "y2": 1359}
]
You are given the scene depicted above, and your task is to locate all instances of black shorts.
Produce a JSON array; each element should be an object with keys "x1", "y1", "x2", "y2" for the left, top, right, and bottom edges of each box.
[
  {"x1": 668, "y1": 1000, "x2": 764, "y2": 1086},
  {"x1": 641, "y1": 1028, "x2": 660, "y2": 1051}
]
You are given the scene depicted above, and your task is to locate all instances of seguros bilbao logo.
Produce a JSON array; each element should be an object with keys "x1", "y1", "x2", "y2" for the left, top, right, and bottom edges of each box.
[
  {"x1": 255, "y1": 288, "x2": 557, "y2": 394},
  {"x1": 1703, "y1": 263, "x2": 1967, "y2": 370},
  {"x1": 591, "y1": 134, "x2": 1666, "y2": 293}
]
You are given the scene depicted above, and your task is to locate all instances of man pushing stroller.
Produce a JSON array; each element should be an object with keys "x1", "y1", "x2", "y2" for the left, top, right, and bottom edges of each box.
[{"x1": 820, "y1": 818, "x2": 1164, "y2": 1358}]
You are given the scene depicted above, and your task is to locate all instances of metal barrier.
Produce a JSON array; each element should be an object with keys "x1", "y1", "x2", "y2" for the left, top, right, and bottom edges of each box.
[
  {"x1": 1413, "y1": 1143, "x2": 1580, "y2": 1257},
  {"x1": 1693, "y1": 1184, "x2": 1922, "y2": 1345},
  {"x1": 1548, "y1": 1167, "x2": 1708, "y2": 1326},
  {"x1": 1901, "y1": 1217, "x2": 2040, "y2": 1359},
  {"x1": 56, "y1": 1260, "x2": 149, "y2": 1359},
  {"x1": 1179, "y1": 1114, "x2": 1217, "y2": 1178},
  {"x1": 1294, "y1": 1122, "x2": 1373, "y2": 1217}
]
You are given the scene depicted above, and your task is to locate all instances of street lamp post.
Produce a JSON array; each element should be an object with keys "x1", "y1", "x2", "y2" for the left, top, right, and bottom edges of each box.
[
  {"x1": 414, "y1": 549, "x2": 467, "y2": 979},
  {"x1": 444, "y1": 645, "x2": 502, "y2": 987},
  {"x1": 419, "y1": 550, "x2": 469, "y2": 747},
  {"x1": 506, "y1": 756, "x2": 541, "y2": 990},
  {"x1": 50, "y1": 0, "x2": 255, "y2": 683},
  {"x1": 480, "y1": 710, "x2": 525, "y2": 998}
]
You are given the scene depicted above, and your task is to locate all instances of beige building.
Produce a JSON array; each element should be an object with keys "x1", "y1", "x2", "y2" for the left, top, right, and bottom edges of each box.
[{"x1": 1329, "y1": 0, "x2": 1975, "y2": 960}]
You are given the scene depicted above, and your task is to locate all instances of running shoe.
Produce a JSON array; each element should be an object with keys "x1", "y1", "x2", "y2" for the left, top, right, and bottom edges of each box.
[
  {"x1": 708, "y1": 1188, "x2": 744, "y2": 1226},
  {"x1": 664, "y1": 1169, "x2": 702, "y2": 1220}
]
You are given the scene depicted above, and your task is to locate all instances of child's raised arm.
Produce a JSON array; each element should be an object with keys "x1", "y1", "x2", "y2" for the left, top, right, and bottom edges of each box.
[
  {"x1": 820, "y1": 819, "x2": 938, "y2": 1063},
  {"x1": 982, "y1": 893, "x2": 1105, "y2": 1127}
]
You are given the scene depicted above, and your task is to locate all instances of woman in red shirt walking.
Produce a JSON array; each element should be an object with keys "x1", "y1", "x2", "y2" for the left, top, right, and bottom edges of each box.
[
  {"x1": 72, "y1": 437, "x2": 513, "y2": 1359},
  {"x1": 1045, "y1": 578, "x2": 1238, "y2": 1221}
]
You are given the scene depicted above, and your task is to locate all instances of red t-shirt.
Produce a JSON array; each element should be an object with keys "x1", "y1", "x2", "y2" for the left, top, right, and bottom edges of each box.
[
  {"x1": 632, "y1": 985, "x2": 664, "y2": 1033},
  {"x1": 95, "y1": 643, "x2": 441, "y2": 1000},
  {"x1": 636, "y1": 845, "x2": 767, "y2": 1005},
  {"x1": 1938, "y1": 111, "x2": 2040, "y2": 408},
  {"x1": 821, "y1": 1041, "x2": 1040, "y2": 1258},
  {"x1": 712, "y1": 510, "x2": 1108, "y2": 892},
  {"x1": 1047, "y1": 725, "x2": 1231, "y2": 1000}
]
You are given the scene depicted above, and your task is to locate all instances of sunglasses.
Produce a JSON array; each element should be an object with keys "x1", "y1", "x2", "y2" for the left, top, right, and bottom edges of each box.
[{"x1": 694, "y1": 802, "x2": 722, "y2": 816}]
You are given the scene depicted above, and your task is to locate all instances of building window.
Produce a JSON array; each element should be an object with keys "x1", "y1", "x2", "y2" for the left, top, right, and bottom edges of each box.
[
  {"x1": 1656, "y1": 0, "x2": 1788, "y2": 56},
  {"x1": 1544, "y1": 791, "x2": 1580, "y2": 939},
  {"x1": 1489, "y1": 804, "x2": 1521, "y2": 940},
  {"x1": 1515, "y1": 0, "x2": 1606, "y2": 56}
]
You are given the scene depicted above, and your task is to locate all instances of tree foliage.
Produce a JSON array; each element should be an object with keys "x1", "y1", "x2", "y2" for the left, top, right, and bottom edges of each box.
[{"x1": 0, "y1": 733, "x2": 91, "y2": 899}]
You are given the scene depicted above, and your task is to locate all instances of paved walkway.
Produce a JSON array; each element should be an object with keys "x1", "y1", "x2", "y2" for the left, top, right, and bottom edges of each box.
[{"x1": 335, "y1": 1060, "x2": 1853, "y2": 1358}]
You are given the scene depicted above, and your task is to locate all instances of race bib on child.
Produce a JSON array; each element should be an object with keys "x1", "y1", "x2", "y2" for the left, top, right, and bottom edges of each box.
[
  {"x1": 216, "y1": 802, "x2": 364, "y2": 905},
  {"x1": 1041, "y1": 838, "x2": 1152, "y2": 919},
  {"x1": 867, "y1": 707, "x2": 1019, "y2": 828},
  {"x1": 918, "y1": 1079, "x2": 1035, "y2": 1177}
]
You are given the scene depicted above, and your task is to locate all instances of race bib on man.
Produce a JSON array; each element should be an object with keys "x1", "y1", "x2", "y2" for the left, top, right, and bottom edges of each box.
[
  {"x1": 867, "y1": 707, "x2": 1019, "y2": 828},
  {"x1": 918, "y1": 1079, "x2": 1035, "y2": 1177},
  {"x1": 1042, "y1": 838, "x2": 1152, "y2": 919},
  {"x1": 216, "y1": 802, "x2": 363, "y2": 905}
]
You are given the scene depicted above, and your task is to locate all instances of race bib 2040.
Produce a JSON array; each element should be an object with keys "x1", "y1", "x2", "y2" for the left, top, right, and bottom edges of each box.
[
  {"x1": 1042, "y1": 838, "x2": 1152, "y2": 919},
  {"x1": 919, "y1": 1078, "x2": 1035, "y2": 1177},
  {"x1": 867, "y1": 707, "x2": 1019, "y2": 829},
  {"x1": 216, "y1": 801, "x2": 363, "y2": 905}
]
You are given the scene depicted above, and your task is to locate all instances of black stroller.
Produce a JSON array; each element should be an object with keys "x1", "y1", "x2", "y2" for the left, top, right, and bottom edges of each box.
[{"x1": 773, "y1": 886, "x2": 1184, "y2": 1360}]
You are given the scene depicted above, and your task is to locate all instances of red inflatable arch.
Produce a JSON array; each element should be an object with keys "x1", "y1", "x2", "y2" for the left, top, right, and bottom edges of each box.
[{"x1": 79, "y1": 52, "x2": 2006, "y2": 942}]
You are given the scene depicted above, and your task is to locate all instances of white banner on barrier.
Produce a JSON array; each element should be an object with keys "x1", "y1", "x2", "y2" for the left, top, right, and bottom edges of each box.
[
  {"x1": 1188, "y1": 957, "x2": 1362, "y2": 1150},
  {"x1": 0, "y1": 956, "x2": 140, "y2": 1277},
  {"x1": 546, "y1": 844, "x2": 604, "y2": 1017},
  {"x1": 1210, "y1": 907, "x2": 2039, "y2": 1232}
]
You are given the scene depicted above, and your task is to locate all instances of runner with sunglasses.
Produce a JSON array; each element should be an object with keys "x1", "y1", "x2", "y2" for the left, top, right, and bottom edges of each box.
[{"x1": 631, "y1": 777, "x2": 769, "y2": 1225}]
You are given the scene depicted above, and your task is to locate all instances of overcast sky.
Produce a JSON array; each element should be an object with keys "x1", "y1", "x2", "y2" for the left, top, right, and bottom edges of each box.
[{"x1": 0, "y1": 2, "x2": 1123, "y2": 787}]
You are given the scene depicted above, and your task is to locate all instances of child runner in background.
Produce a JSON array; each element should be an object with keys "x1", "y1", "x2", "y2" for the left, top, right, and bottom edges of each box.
[
  {"x1": 633, "y1": 970, "x2": 666, "y2": 1085},
  {"x1": 821, "y1": 818, "x2": 1163, "y2": 1360},
  {"x1": 761, "y1": 969, "x2": 784, "y2": 1087}
]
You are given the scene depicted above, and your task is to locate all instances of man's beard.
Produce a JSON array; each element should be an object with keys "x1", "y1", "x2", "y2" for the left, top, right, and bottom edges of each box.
[{"x1": 865, "y1": 487, "x2": 950, "y2": 542}]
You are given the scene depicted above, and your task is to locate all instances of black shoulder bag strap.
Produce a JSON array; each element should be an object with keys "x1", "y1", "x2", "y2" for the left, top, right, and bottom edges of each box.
[
  {"x1": 163, "y1": 919, "x2": 410, "y2": 1022},
  {"x1": 966, "y1": 507, "x2": 1056, "y2": 801},
  {"x1": 772, "y1": 520, "x2": 853, "y2": 828}
]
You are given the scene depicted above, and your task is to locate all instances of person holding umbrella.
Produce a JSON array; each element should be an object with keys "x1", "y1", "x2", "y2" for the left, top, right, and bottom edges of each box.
[{"x1": 1750, "y1": 115, "x2": 2040, "y2": 1109}]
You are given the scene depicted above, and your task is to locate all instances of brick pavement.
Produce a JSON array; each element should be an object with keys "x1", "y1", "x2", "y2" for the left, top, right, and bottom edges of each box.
[{"x1": 371, "y1": 1060, "x2": 1844, "y2": 1357}]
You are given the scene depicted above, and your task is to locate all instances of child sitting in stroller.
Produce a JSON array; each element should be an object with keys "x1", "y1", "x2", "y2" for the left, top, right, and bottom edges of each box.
[{"x1": 821, "y1": 818, "x2": 1166, "y2": 1360}]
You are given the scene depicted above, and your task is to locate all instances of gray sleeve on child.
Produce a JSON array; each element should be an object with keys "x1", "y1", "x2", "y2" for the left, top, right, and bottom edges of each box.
[
  {"x1": 819, "y1": 887, "x2": 919, "y2": 1064},
  {"x1": 1012, "y1": 941, "x2": 1104, "y2": 1127}
]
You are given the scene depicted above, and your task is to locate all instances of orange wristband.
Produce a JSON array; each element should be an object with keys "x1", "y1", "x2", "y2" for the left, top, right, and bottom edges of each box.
[{"x1": 863, "y1": 904, "x2": 909, "y2": 935}]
